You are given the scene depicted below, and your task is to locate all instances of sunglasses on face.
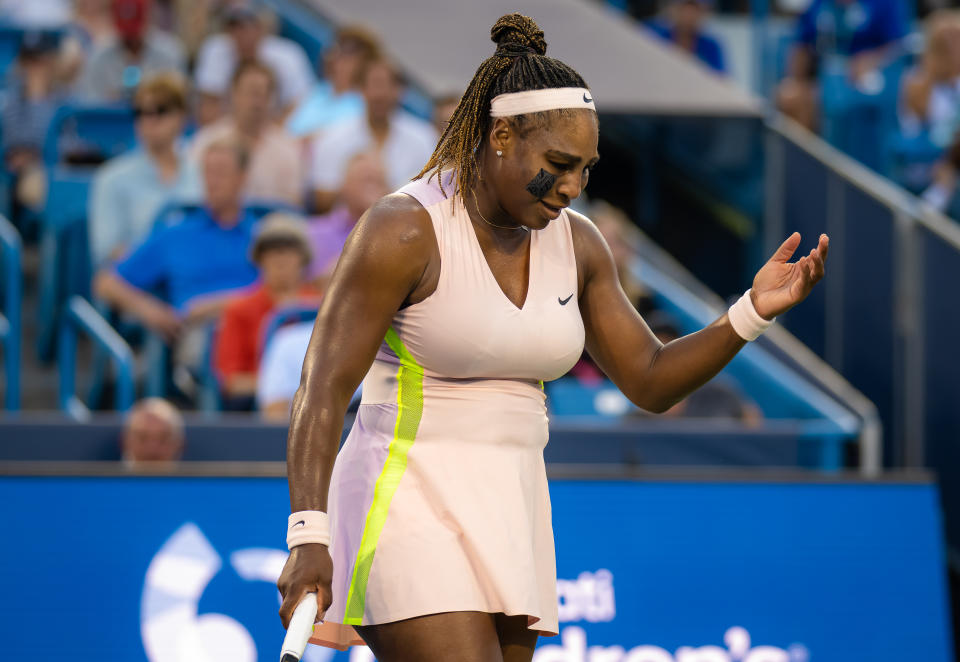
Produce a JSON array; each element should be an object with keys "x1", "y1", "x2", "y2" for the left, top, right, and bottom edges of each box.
[{"x1": 133, "y1": 104, "x2": 176, "y2": 119}]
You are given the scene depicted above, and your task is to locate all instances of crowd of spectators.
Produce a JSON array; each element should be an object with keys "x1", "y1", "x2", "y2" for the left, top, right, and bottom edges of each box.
[
  {"x1": 639, "y1": 1, "x2": 960, "y2": 224},
  {"x1": 772, "y1": 1, "x2": 960, "y2": 220},
  {"x1": 0, "y1": 0, "x2": 779, "y2": 424},
  {"x1": 0, "y1": 4, "x2": 350, "y2": 419},
  {"x1": 0, "y1": 0, "x2": 419, "y2": 416}
]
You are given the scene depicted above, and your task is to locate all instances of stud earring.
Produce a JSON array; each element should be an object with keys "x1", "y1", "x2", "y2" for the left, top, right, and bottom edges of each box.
[{"x1": 496, "y1": 150, "x2": 503, "y2": 157}]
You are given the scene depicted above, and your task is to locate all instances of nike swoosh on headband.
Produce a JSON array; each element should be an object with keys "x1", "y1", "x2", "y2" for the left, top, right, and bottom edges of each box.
[{"x1": 490, "y1": 87, "x2": 596, "y2": 117}]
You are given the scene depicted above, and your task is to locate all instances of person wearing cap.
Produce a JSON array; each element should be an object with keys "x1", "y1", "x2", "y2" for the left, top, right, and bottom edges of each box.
[
  {"x1": 1, "y1": 30, "x2": 67, "y2": 215},
  {"x1": 193, "y1": 3, "x2": 314, "y2": 125},
  {"x1": 89, "y1": 72, "x2": 201, "y2": 267},
  {"x1": 215, "y1": 213, "x2": 321, "y2": 405},
  {"x1": 286, "y1": 25, "x2": 381, "y2": 138},
  {"x1": 75, "y1": 0, "x2": 185, "y2": 103},
  {"x1": 645, "y1": 0, "x2": 726, "y2": 74}
]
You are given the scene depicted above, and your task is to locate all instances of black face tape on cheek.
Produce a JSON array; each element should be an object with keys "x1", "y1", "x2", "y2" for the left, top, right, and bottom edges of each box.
[{"x1": 525, "y1": 168, "x2": 557, "y2": 199}]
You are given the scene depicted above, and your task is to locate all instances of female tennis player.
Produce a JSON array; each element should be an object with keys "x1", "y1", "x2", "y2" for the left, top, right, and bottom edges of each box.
[{"x1": 277, "y1": 13, "x2": 828, "y2": 662}]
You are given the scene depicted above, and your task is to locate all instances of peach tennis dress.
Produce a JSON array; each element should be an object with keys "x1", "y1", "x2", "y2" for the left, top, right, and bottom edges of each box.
[{"x1": 310, "y1": 174, "x2": 585, "y2": 649}]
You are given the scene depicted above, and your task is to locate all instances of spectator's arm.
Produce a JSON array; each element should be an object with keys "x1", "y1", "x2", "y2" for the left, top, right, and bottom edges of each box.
[
  {"x1": 94, "y1": 230, "x2": 181, "y2": 341},
  {"x1": 183, "y1": 291, "x2": 242, "y2": 324},
  {"x1": 786, "y1": 45, "x2": 815, "y2": 81},
  {"x1": 785, "y1": 4, "x2": 820, "y2": 81},
  {"x1": 902, "y1": 68, "x2": 933, "y2": 121},
  {"x1": 849, "y1": 1, "x2": 909, "y2": 79},
  {"x1": 225, "y1": 373, "x2": 259, "y2": 398},
  {"x1": 93, "y1": 269, "x2": 182, "y2": 342},
  {"x1": 214, "y1": 299, "x2": 253, "y2": 396},
  {"x1": 88, "y1": 167, "x2": 125, "y2": 268}
]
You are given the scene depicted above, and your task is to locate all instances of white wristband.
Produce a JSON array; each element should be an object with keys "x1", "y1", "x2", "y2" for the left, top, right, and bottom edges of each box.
[
  {"x1": 727, "y1": 289, "x2": 774, "y2": 341},
  {"x1": 287, "y1": 511, "x2": 330, "y2": 550}
]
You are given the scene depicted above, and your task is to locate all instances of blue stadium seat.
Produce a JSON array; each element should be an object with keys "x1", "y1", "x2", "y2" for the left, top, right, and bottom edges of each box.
[
  {"x1": 257, "y1": 304, "x2": 318, "y2": 356},
  {"x1": 0, "y1": 26, "x2": 23, "y2": 77},
  {"x1": 42, "y1": 104, "x2": 137, "y2": 168},
  {"x1": 887, "y1": 130, "x2": 944, "y2": 194},
  {"x1": 36, "y1": 193, "x2": 92, "y2": 361},
  {"x1": 34, "y1": 105, "x2": 137, "y2": 359},
  {"x1": 821, "y1": 56, "x2": 908, "y2": 174},
  {"x1": 546, "y1": 378, "x2": 633, "y2": 420},
  {"x1": 196, "y1": 303, "x2": 318, "y2": 413}
]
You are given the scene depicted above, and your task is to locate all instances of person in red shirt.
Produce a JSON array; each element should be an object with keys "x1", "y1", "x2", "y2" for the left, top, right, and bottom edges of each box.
[{"x1": 215, "y1": 213, "x2": 320, "y2": 406}]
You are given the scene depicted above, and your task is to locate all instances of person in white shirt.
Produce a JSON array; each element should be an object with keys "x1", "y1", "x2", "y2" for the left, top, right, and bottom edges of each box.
[
  {"x1": 190, "y1": 60, "x2": 304, "y2": 208},
  {"x1": 0, "y1": 0, "x2": 71, "y2": 27},
  {"x1": 309, "y1": 56, "x2": 438, "y2": 213},
  {"x1": 256, "y1": 321, "x2": 361, "y2": 421},
  {"x1": 900, "y1": 12, "x2": 960, "y2": 149},
  {"x1": 193, "y1": 3, "x2": 314, "y2": 126},
  {"x1": 921, "y1": 132, "x2": 960, "y2": 216}
]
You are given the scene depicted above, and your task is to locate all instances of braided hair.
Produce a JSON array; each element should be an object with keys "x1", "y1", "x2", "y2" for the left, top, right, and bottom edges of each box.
[{"x1": 414, "y1": 13, "x2": 589, "y2": 199}]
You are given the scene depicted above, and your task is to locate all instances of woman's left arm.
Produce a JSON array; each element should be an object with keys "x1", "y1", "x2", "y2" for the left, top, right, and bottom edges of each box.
[{"x1": 571, "y1": 214, "x2": 828, "y2": 413}]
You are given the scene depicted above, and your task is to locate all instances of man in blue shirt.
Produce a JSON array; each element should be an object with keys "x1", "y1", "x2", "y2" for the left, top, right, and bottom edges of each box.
[
  {"x1": 777, "y1": 0, "x2": 908, "y2": 130},
  {"x1": 646, "y1": 0, "x2": 726, "y2": 75},
  {"x1": 93, "y1": 138, "x2": 259, "y2": 343}
]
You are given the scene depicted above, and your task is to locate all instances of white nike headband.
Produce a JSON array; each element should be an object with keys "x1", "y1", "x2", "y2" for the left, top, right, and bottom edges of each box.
[{"x1": 489, "y1": 87, "x2": 596, "y2": 117}]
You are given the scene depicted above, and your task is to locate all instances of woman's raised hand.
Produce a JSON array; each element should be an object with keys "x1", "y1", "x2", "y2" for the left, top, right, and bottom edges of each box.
[{"x1": 750, "y1": 232, "x2": 829, "y2": 321}]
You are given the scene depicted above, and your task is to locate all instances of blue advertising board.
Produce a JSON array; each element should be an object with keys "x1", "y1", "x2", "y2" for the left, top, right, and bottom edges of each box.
[{"x1": 0, "y1": 475, "x2": 952, "y2": 661}]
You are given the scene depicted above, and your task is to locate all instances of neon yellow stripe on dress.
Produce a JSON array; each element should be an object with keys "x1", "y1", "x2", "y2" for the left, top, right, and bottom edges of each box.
[{"x1": 343, "y1": 327, "x2": 424, "y2": 624}]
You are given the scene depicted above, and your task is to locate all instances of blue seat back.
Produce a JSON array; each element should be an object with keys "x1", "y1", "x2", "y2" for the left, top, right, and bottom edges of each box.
[
  {"x1": 0, "y1": 26, "x2": 21, "y2": 78},
  {"x1": 36, "y1": 213, "x2": 92, "y2": 360},
  {"x1": 258, "y1": 305, "x2": 318, "y2": 360},
  {"x1": 42, "y1": 104, "x2": 137, "y2": 168}
]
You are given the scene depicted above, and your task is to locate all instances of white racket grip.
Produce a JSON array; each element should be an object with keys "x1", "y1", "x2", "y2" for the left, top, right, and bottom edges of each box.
[{"x1": 279, "y1": 592, "x2": 318, "y2": 662}]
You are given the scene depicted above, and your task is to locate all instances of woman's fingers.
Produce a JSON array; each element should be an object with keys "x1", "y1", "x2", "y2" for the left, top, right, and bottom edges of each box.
[
  {"x1": 772, "y1": 231, "x2": 802, "y2": 263},
  {"x1": 811, "y1": 249, "x2": 825, "y2": 280}
]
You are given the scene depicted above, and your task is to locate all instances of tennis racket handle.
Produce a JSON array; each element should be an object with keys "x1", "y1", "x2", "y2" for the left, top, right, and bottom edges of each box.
[{"x1": 279, "y1": 592, "x2": 318, "y2": 662}]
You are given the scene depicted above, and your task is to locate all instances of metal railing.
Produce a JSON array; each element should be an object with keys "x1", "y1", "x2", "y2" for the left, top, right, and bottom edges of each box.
[
  {"x1": 766, "y1": 114, "x2": 960, "y2": 552},
  {"x1": 58, "y1": 296, "x2": 135, "y2": 419},
  {"x1": 0, "y1": 215, "x2": 21, "y2": 411}
]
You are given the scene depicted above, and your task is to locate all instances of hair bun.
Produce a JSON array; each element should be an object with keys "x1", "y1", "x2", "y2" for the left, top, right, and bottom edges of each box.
[{"x1": 490, "y1": 13, "x2": 547, "y2": 57}]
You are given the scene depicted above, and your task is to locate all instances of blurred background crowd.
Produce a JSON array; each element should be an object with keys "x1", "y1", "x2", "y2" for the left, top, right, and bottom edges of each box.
[{"x1": 0, "y1": 0, "x2": 957, "y2": 454}]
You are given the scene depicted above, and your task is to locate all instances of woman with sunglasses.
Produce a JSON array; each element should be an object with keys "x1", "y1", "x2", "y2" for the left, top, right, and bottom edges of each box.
[{"x1": 89, "y1": 70, "x2": 201, "y2": 267}]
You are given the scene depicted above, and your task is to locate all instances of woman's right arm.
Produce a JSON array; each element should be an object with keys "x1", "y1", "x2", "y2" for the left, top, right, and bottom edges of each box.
[{"x1": 277, "y1": 194, "x2": 436, "y2": 628}]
